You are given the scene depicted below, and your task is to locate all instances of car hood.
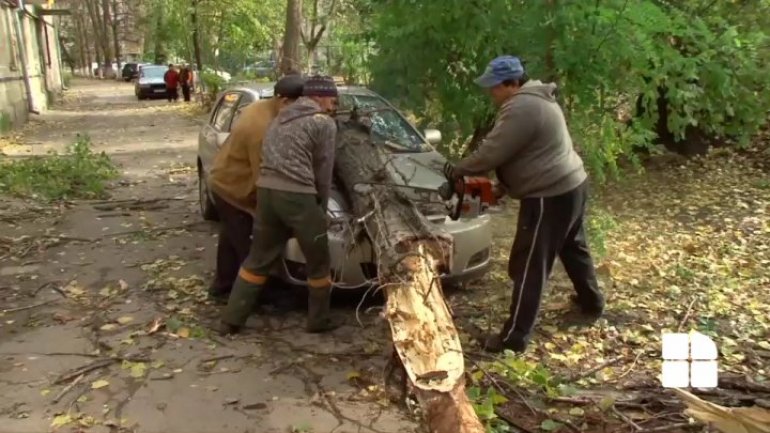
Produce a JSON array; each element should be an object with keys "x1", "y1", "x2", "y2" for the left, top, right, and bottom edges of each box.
[
  {"x1": 383, "y1": 151, "x2": 450, "y2": 216},
  {"x1": 385, "y1": 151, "x2": 446, "y2": 190},
  {"x1": 138, "y1": 77, "x2": 165, "y2": 85}
]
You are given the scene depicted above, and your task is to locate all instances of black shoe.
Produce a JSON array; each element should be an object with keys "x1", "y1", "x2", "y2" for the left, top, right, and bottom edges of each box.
[
  {"x1": 215, "y1": 321, "x2": 241, "y2": 336},
  {"x1": 570, "y1": 295, "x2": 604, "y2": 318},
  {"x1": 483, "y1": 334, "x2": 526, "y2": 354},
  {"x1": 564, "y1": 295, "x2": 604, "y2": 326},
  {"x1": 208, "y1": 291, "x2": 229, "y2": 305},
  {"x1": 306, "y1": 317, "x2": 343, "y2": 334}
]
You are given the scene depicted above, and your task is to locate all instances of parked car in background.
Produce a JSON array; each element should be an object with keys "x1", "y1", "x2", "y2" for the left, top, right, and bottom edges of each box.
[
  {"x1": 196, "y1": 83, "x2": 493, "y2": 289},
  {"x1": 134, "y1": 65, "x2": 168, "y2": 100},
  {"x1": 121, "y1": 63, "x2": 139, "y2": 81},
  {"x1": 243, "y1": 60, "x2": 276, "y2": 78}
]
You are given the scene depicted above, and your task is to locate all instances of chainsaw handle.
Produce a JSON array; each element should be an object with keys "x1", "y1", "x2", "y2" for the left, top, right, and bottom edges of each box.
[{"x1": 449, "y1": 177, "x2": 464, "y2": 221}]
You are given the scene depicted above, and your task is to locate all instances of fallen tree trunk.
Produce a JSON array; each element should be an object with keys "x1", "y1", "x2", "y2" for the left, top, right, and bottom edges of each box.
[{"x1": 333, "y1": 113, "x2": 485, "y2": 433}]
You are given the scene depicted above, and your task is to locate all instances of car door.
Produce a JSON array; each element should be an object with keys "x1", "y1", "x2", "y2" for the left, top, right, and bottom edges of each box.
[
  {"x1": 230, "y1": 92, "x2": 256, "y2": 127},
  {"x1": 198, "y1": 90, "x2": 243, "y2": 175}
]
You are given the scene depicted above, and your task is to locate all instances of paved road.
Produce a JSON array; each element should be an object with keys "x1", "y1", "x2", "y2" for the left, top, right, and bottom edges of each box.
[{"x1": 0, "y1": 79, "x2": 417, "y2": 433}]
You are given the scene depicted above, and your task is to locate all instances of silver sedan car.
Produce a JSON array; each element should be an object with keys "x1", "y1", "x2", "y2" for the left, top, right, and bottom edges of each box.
[{"x1": 197, "y1": 83, "x2": 492, "y2": 289}]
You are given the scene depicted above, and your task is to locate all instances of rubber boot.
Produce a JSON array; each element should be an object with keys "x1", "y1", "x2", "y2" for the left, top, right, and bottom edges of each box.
[
  {"x1": 306, "y1": 285, "x2": 341, "y2": 333},
  {"x1": 218, "y1": 276, "x2": 263, "y2": 335}
]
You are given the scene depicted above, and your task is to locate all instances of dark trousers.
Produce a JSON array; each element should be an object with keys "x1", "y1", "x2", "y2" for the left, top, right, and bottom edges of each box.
[
  {"x1": 210, "y1": 192, "x2": 254, "y2": 296},
  {"x1": 241, "y1": 188, "x2": 330, "y2": 282},
  {"x1": 499, "y1": 180, "x2": 604, "y2": 350},
  {"x1": 166, "y1": 86, "x2": 179, "y2": 101},
  {"x1": 181, "y1": 84, "x2": 191, "y2": 102}
]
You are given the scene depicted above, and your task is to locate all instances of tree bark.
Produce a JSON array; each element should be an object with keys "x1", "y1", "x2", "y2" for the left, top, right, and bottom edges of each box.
[
  {"x1": 152, "y1": 1, "x2": 166, "y2": 65},
  {"x1": 98, "y1": 0, "x2": 114, "y2": 74},
  {"x1": 333, "y1": 115, "x2": 485, "y2": 433},
  {"x1": 110, "y1": 0, "x2": 122, "y2": 72},
  {"x1": 74, "y1": 10, "x2": 89, "y2": 75},
  {"x1": 84, "y1": 0, "x2": 105, "y2": 77},
  {"x1": 544, "y1": 0, "x2": 558, "y2": 82},
  {"x1": 190, "y1": 0, "x2": 203, "y2": 71},
  {"x1": 281, "y1": 0, "x2": 303, "y2": 74}
]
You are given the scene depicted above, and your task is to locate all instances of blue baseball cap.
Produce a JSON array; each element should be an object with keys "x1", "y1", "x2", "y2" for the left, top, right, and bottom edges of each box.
[{"x1": 475, "y1": 55, "x2": 525, "y2": 88}]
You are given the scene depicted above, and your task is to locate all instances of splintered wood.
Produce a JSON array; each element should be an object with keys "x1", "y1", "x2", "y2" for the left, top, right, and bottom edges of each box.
[{"x1": 333, "y1": 113, "x2": 484, "y2": 433}]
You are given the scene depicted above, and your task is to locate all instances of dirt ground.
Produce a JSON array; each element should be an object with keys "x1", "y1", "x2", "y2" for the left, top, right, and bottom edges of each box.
[{"x1": 0, "y1": 79, "x2": 420, "y2": 433}]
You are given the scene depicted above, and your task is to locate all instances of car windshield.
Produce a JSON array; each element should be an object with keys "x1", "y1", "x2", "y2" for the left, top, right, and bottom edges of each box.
[
  {"x1": 339, "y1": 94, "x2": 430, "y2": 153},
  {"x1": 141, "y1": 67, "x2": 165, "y2": 79}
]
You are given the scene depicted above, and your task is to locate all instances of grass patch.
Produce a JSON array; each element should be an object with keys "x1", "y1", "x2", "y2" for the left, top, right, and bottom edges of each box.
[{"x1": 0, "y1": 134, "x2": 118, "y2": 200}]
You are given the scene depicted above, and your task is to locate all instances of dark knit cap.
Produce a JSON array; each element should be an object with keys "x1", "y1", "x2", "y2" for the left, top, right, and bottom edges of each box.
[
  {"x1": 274, "y1": 74, "x2": 306, "y2": 98},
  {"x1": 302, "y1": 75, "x2": 338, "y2": 97}
]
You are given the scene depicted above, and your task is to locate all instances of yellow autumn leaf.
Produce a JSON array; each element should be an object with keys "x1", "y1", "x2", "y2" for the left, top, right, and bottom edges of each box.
[
  {"x1": 50, "y1": 414, "x2": 73, "y2": 429},
  {"x1": 176, "y1": 327, "x2": 190, "y2": 338},
  {"x1": 117, "y1": 316, "x2": 134, "y2": 325},
  {"x1": 91, "y1": 379, "x2": 110, "y2": 389}
]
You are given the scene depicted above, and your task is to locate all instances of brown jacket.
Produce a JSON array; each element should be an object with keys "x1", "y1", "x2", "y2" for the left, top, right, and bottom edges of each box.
[{"x1": 208, "y1": 98, "x2": 280, "y2": 215}]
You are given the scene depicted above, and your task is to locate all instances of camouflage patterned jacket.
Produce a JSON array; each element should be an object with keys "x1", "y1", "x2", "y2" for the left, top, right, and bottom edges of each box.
[{"x1": 257, "y1": 97, "x2": 337, "y2": 207}]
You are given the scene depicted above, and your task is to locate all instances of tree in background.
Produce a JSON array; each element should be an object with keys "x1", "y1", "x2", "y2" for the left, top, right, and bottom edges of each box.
[
  {"x1": 281, "y1": 0, "x2": 303, "y2": 74},
  {"x1": 368, "y1": 0, "x2": 770, "y2": 181}
]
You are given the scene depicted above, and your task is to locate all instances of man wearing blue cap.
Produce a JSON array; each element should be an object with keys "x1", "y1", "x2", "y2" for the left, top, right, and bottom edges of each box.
[{"x1": 445, "y1": 55, "x2": 605, "y2": 353}]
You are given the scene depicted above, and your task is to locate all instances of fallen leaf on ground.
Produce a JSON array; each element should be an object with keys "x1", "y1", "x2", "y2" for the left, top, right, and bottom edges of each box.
[
  {"x1": 91, "y1": 379, "x2": 109, "y2": 389},
  {"x1": 129, "y1": 362, "x2": 147, "y2": 378},
  {"x1": 50, "y1": 414, "x2": 74, "y2": 429},
  {"x1": 147, "y1": 317, "x2": 164, "y2": 334},
  {"x1": 100, "y1": 324, "x2": 118, "y2": 331},
  {"x1": 117, "y1": 316, "x2": 134, "y2": 325},
  {"x1": 176, "y1": 327, "x2": 190, "y2": 338}
]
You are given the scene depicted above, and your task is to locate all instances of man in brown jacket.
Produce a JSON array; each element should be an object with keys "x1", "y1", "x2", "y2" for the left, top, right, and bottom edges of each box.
[{"x1": 207, "y1": 75, "x2": 306, "y2": 302}]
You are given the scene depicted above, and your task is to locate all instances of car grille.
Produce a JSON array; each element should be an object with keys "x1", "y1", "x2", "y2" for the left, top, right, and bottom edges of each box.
[{"x1": 150, "y1": 84, "x2": 166, "y2": 91}]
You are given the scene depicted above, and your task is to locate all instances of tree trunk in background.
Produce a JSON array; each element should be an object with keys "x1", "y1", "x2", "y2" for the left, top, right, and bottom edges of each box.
[
  {"x1": 85, "y1": 0, "x2": 104, "y2": 77},
  {"x1": 333, "y1": 115, "x2": 485, "y2": 433},
  {"x1": 280, "y1": 0, "x2": 303, "y2": 74},
  {"x1": 110, "y1": 0, "x2": 122, "y2": 72},
  {"x1": 152, "y1": 2, "x2": 166, "y2": 65},
  {"x1": 544, "y1": 0, "x2": 558, "y2": 82},
  {"x1": 74, "y1": 11, "x2": 88, "y2": 74},
  {"x1": 190, "y1": 0, "x2": 203, "y2": 71},
  {"x1": 99, "y1": 0, "x2": 114, "y2": 75}
]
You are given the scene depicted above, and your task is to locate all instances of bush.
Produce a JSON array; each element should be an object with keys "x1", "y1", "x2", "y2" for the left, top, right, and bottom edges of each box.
[
  {"x1": 0, "y1": 135, "x2": 118, "y2": 200},
  {"x1": 200, "y1": 72, "x2": 227, "y2": 97}
]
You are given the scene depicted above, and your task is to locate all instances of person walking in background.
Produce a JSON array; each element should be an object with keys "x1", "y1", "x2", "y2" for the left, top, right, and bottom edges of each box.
[
  {"x1": 163, "y1": 64, "x2": 179, "y2": 102},
  {"x1": 444, "y1": 55, "x2": 605, "y2": 354},
  {"x1": 206, "y1": 75, "x2": 306, "y2": 303},
  {"x1": 180, "y1": 64, "x2": 193, "y2": 102}
]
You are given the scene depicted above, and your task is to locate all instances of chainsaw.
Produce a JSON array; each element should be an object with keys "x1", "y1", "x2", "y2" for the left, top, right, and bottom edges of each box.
[{"x1": 438, "y1": 173, "x2": 497, "y2": 221}]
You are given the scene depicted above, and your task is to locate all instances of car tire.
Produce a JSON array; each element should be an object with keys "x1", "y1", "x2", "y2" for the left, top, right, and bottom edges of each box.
[{"x1": 198, "y1": 164, "x2": 219, "y2": 221}]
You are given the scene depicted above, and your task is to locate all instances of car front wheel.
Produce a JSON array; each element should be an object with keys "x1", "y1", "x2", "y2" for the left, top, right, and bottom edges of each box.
[{"x1": 198, "y1": 164, "x2": 219, "y2": 221}]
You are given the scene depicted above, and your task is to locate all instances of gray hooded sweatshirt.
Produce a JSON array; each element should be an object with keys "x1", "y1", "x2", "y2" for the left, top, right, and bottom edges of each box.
[
  {"x1": 257, "y1": 97, "x2": 337, "y2": 207},
  {"x1": 455, "y1": 80, "x2": 587, "y2": 199}
]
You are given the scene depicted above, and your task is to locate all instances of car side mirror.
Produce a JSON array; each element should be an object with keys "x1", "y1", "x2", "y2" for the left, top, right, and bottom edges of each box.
[{"x1": 424, "y1": 129, "x2": 442, "y2": 145}]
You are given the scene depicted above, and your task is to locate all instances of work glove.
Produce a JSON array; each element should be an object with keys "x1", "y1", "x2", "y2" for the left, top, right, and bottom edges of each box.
[{"x1": 443, "y1": 161, "x2": 459, "y2": 181}]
